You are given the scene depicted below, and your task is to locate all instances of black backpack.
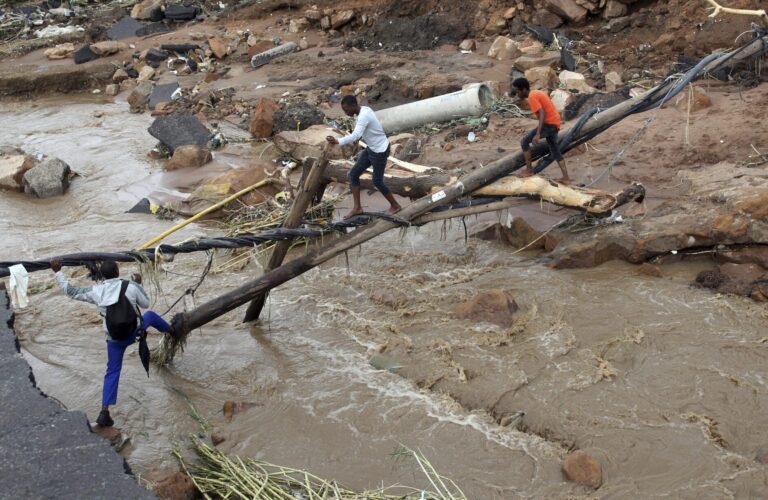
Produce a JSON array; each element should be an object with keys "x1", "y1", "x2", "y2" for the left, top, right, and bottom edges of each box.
[{"x1": 106, "y1": 280, "x2": 139, "y2": 340}]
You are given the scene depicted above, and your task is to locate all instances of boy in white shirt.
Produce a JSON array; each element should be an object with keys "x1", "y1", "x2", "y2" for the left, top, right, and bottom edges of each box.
[{"x1": 327, "y1": 95, "x2": 401, "y2": 218}]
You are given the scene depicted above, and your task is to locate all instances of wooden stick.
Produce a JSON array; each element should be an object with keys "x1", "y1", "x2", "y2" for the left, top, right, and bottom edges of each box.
[
  {"x1": 242, "y1": 147, "x2": 332, "y2": 322},
  {"x1": 703, "y1": 0, "x2": 768, "y2": 25}
]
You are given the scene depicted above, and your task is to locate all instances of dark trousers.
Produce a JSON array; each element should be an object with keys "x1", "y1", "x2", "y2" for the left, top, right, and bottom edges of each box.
[
  {"x1": 349, "y1": 147, "x2": 391, "y2": 195},
  {"x1": 102, "y1": 311, "x2": 170, "y2": 406},
  {"x1": 520, "y1": 124, "x2": 564, "y2": 161}
]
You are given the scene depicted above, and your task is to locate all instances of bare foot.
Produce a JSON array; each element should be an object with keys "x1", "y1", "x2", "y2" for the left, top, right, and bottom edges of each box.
[
  {"x1": 518, "y1": 169, "x2": 535, "y2": 178},
  {"x1": 344, "y1": 208, "x2": 364, "y2": 220},
  {"x1": 387, "y1": 204, "x2": 402, "y2": 215},
  {"x1": 558, "y1": 177, "x2": 571, "y2": 185}
]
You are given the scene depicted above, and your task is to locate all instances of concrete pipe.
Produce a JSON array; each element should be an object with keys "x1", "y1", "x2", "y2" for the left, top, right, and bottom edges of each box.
[
  {"x1": 251, "y1": 42, "x2": 298, "y2": 68},
  {"x1": 376, "y1": 83, "x2": 495, "y2": 134}
]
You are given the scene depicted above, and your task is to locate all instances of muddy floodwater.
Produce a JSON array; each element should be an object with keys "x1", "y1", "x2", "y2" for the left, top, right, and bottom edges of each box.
[{"x1": 3, "y1": 99, "x2": 768, "y2": 498}]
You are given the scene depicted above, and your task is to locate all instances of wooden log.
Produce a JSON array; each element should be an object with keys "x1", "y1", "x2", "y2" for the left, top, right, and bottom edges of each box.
[
  {"x1": 322, "y1": 161, "x2": 455, "y2": 199},
  {"x1": 242, "y1": 147, "x2": 331, "y2": 322},
  {"x1": 170, "y1": 36, "x2": 767, "y2": 340}
]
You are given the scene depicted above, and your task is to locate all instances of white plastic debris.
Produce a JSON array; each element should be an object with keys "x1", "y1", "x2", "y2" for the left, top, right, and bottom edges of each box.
[
  {"x1": 8, "y1": 264, "x2": 29, "y2": 309},
  {"x1": 34, "y1": 25, "x2": 83, "y2": 38},
  {"x1": 467, "y1": 131, "x2": 476, "y2": 142}
]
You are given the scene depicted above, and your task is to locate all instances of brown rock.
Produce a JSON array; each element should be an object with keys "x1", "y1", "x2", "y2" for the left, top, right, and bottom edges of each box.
[
  {"x1": 525, "y1": 66, "x2": 558, "y2": 90},
  {"x1": 119, "y1": 78, "x2": 138, "y2": 93},
  {"x1": 513, "y1": 51, "x2": 562, "y2": 71},
  {"x1": 604, "y1": 0, "x2": 628, "y2": 19},
  {"x1": 90, "y1": 41, "x2": 127, "y2": 56},
  {"x1": 559, "y1": 70, "x2": 597, "y2": 94},
  {"x1": 208, "y1": 37, "x2": 229, "y2": 59},
  {"x1": 166, "y1": 145, "x2": 212, "y2": 170},
  {"x1": 222, "y1": 401, "x2": 260, "y2": 422},
  {"x1": 249, "y1": 97, "x2": 281, "y2": 138},
  {"x1": 154, "y1": 471, "x2": 196, "y2": 500},
  {"x1": 289, "y1": 17, "x2": 310, "y2": 33},
  {"x1": 131, "y1": 0, "x2": 163, "y2": 20},
  {"x1": 137, "y1": 66, "x2": 155, "y2": 81},
  {"x1": 105, "y1": 84, "x2": 119, "y2": 96},
  {"x1": 470, "y1": 219, "x2": 545, "y2": 249},
  {"x1": 128, "y1": 80, "x2": 153, "y2": 113},
  {"x1": 636, "y1": 263, "x2": 663, "y2": 277},
  {"x1": 545, "y1": 0, "x2": 588, "y2": 23},
  {"x1": 331, "y1": 10, "x2": 355, "y2": 29},
  {"x1": 304, "y1": 9, "x2": 322, "y2": 21},
  {"x1": 550, "y1": 89, "x2": 574, "y2": 114},
  {"x1": 273, "y1": 125, "x2": 350, "y2": 161},
  {"x1": 531, "y1": 8, "x2": 565, "y2": 29},
  {"x1": 112, "y1": 68, "x2": 129, "y2": 83},
  {"x1": 503, "y1": 6, "x2": 518, "y2": 19},
  {"x1": 0, "y1": 154, "x2": 37, "y2": 191},
  {"x1": 563, "y1": 451, "x2": 602, "y2": 489},
  {"x1": 483, "y1": 12, "x2": 508, "y2": 36},
  {"x1": 211, "y1": 434, "x2": 226, "y2": 446},
  {"x1": 299, "y1": 37, "x2": 311, "y2": 50},
  {"x1": 604, "y1": 71, "x2": 623, "y2": 92},
  {"x1": 458, "y1": 39, "x2": 476, "y2": 51},
  {"x1": 487, "y1": 36, "x2": 521, "y2": 61},
  {"x1": 247, "y1": 40, "x2": 276, "y2": 58},
  {"x1": 92, "y1": 425, "x2": 122, "y2": 447},
  {"x1": 453, "y1": 289, "x2": 519, "y2": 328},
  {"x1": 44, "y1": 43, "x2": 75, "y2": 60},
  {"x1": 674, "y1": 86, "x2": 712, "y2": 112}
]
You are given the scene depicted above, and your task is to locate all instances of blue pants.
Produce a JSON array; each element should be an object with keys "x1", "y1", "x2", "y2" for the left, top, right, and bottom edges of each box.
[
  {"x1": 349, "y1": 147, "x2": 391, "y2": 195},
  {"x1": 102, "y1": 311, "x2": 170, "y2": 406}
]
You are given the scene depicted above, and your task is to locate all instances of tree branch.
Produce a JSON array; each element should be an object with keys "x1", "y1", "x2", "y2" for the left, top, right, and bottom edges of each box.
[{"x1": 704, "y1": 0, "x2": 768, "y2": 26}]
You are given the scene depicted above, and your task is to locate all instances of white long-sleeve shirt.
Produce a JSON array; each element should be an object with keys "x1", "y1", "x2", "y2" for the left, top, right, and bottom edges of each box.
[
  {"x1": 338, "y1": 106, "x2": 389, "y2": 153},
  {"x1": 55, "y1": 271, "x2": 149, "y2": 339}
]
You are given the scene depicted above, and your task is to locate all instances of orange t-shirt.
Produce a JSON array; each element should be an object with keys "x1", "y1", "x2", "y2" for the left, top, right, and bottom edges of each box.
[{"x1": 528, "y1": 90, "x2": 561, "y2": 129}]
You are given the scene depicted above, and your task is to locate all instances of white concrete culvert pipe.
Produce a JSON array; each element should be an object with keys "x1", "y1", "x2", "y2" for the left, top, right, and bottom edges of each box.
[{"x1": 376, "y1": 83, "x2": 495, "y2": 134}]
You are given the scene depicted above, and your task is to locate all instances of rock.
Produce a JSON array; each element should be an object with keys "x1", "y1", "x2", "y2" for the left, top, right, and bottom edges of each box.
[
  {"x1": 470, "y1": 219, "x2": 545, "y2": 249},
  {"x1": 249, "y1": 97, "x2": 281, "y2": 138},
  {"x1": 563, "y1": 451, "x2": 602, "y2": 489},
  {"x1": 331, "y1": 10, "x2": 355, "y2": 29},
  {"x1": 298, "y1": 38, "x2": 311, "y2": 50},
  {"x1": 131, "y1": 0, "x2": 164, "y2": 21},
  {"x1": 163, "y1": 4, "x2": 199, "y2": 21},
  {"x1": 549, "y1": 89, "x2": 574, "y2": 114},
  {"x1": 532, "y1": 9, "x2": 565, "y2": 29},
  {"x1": 149, "y1": 82, "x2": 180, "y2": 110},
  {"x1": 305, "y1": 9, "x2": 322, "y2": 21},
  {"x1": 208, "y1": 37, "x2": 229, "y2": 59},
  {"x1": 605, "y1": 71, "x2": 623, "y2": 92},
  {"x1": 143, "y1": 47, "x2": 168, "y2": 63},
  {"x1": 211, "y1": 434, "x2": 226, "y2": 446},
  {"x1": 247, "y1": 39, "x2": 276, "y2": 58},
  {"x1": 525, "y1": 66, "x2": 558, "y2": 90},
  {"x1": 545, "y1": 0, "x2": 588, "y2": 23},
  {"x1": 503, "y1": 6, "x2": 518, "y2": 19},
  {"x1": 154, "y1": 472, "x2": 196, "y2": 500},
  {"x1": 23, "y1": 158, "x2": 71, "y2": 198},
  {"x1": 148, "y1": 113, "x2": 211, "y2": 153},
  {"x1": 458, "y1": 39, "x2": 476, "y2": 51},
  {"x1": 273, "y1": 125, "x2": 349, "y2": 161},
  {"x1": 604, "y1": 0, "x2": 628, "y2": 18},
  {"x1": 107, "y1": 16, "x2": 145, "y2": 40},
  {"x1": 487, "y1": 36, "x2": 521, "y2": 61},
  {"x1": 44, "y1": 43, "x2": 75, "y2": 60},
  {"x1": 636, "y1": 263, "x2": 663, "y2": 277},
  {"x1": 674, "y1": 87, "x2": 712, "y2": 112},
  {"x1": 520, "y1": 40, "x2": 545, "y2": 55},
  {"x1": 559, "y1": 70, "x2": 598, "y2": 94},
  {"x1": 0, "y1": 154, "x2": 37, "y2": 191},
  {"x1": 453, "y1": 289, "x2": 519, "y2": 328},
  {"x1": 395, "y1": 137, "x2": 423, "y2": 162},
  {"x1": 128, "y1": 81, "x2": 153, "y2": 113},
  {"x1": 289, "y1": 17, "x2": 310, "y2": 33},
  {"x1": 483, "y1": 13, "x2": 508, "y2": 36},
  {"x1": 73, "y1": 44, "x2": 100, "y2": 65},
  {"x1": 112, "y1": 68, "x2": 129, "y2": 83},
  {"x1": 120, "y1": 79, "x2": 138, "y2": 93},
  {"x1": 89, "y1": 41, "x2": 127, "y2": 56},
  {"x1": 105, "y1": 84, "x2": 119, "y2": 96},
  {"x1": 273, "y1": 102, "x2": 326, "y2": 133},
  {"x1": 513, "y1": 51, "x2": 561, "y2": 71},
  {"x1": 320, "y1": 16, "x2": 331, "y2": 30},
  {"x1": 166, "y1": 145, "x2": 212, "y2": 170},
  {"x1": 137, "y1": 66, "x2": 155, "y2": 81},
  {"x1": 604, "y1": 16, "x2": 631, "y2": 33}
]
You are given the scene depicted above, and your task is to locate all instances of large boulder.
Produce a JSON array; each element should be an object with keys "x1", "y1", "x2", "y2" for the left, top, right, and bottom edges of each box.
[
  {"x1": 487, "y1": 36, "x2": 521, "y2": 61},
  {"x1": 148, "y1": 113, "x2": 211, "y2": 153},
  {"x1": 273, "y1": 125, "x2": 349, "y2": 161},
  {"x1": 331, "y1": 10, "x2": 355, "y2": 29},
  {"x1": 166, "y1": 145, "x2": 212, "y2": 170},
  {"x1": 0, "y1": 153, "x2": 37, "y2": 192},
  {"x1": 525, "y1": 66, "x2": 558, "y2": 90},
  {"x1": 453, "y1": 289, "x2": 519, "y2": 328},
  {"x1": 562, "y1": 451, "x2": 602, "y2": 489},
  {"x1": 23, "y1": 158, "x2": 71, "y2": 198},
  {"x1": 545, "y1": 0, "x2": 588, "y2": 23},
  {"x1": 249, "y1": 97, "x2": 281, "y2": 138},
  {"x1": 128, "y1": 80, "x2": 153, "y2": 113},
  {"x1": 513, "y1": 51, "x2": 561, "y2": 71},
  {"x1": 470, "y1": 219, "x2": 546, "y2": 249},
  {"x1": 272, "y1": 102, "x2": 326, "y2": 133},
  {"x1": 550, "y1": 89, "x2": 574, "y2": 114},
  {"x1": 558, "y1": 70, "x2": 598, "y2": 94}
]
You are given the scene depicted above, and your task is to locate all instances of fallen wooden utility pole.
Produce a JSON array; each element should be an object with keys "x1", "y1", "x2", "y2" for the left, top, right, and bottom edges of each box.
[
  {"x1": 169, "y1": 34, "x2": 768, "y2": 343},
  {"x1": 243, "y1": 146, "x2": 331, "y2": 322}
]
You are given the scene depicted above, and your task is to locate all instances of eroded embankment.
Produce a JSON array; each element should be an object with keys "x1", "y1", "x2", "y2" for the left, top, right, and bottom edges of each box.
[{"x1": 0, "y1": 288, "x2": 154, "y2": 499}]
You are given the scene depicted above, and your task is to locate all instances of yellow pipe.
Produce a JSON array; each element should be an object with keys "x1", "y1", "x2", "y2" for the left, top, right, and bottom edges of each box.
[{"x1": 137, "y1": 179, "x2": 273, "y2": 250}]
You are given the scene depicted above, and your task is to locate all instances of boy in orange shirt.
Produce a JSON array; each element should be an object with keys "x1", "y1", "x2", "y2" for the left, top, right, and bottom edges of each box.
[{"x1": 512, "y1": 77, "x2": 570, "y2": 183}]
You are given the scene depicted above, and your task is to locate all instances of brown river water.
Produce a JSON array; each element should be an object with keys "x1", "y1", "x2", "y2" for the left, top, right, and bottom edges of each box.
[{"x1": 2, "y1": 98, "x2": 768, "y2": 498}]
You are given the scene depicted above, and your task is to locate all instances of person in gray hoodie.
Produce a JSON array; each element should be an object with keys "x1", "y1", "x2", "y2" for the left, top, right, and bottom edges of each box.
[{"x1": 51, "y1": 259, "x2": 172, "y2": 427}]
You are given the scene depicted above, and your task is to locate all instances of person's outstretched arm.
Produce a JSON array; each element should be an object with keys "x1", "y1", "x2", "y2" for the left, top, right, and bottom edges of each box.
[{"x1": 50, "y1": 259, "x2": 98, "y2": 304}]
